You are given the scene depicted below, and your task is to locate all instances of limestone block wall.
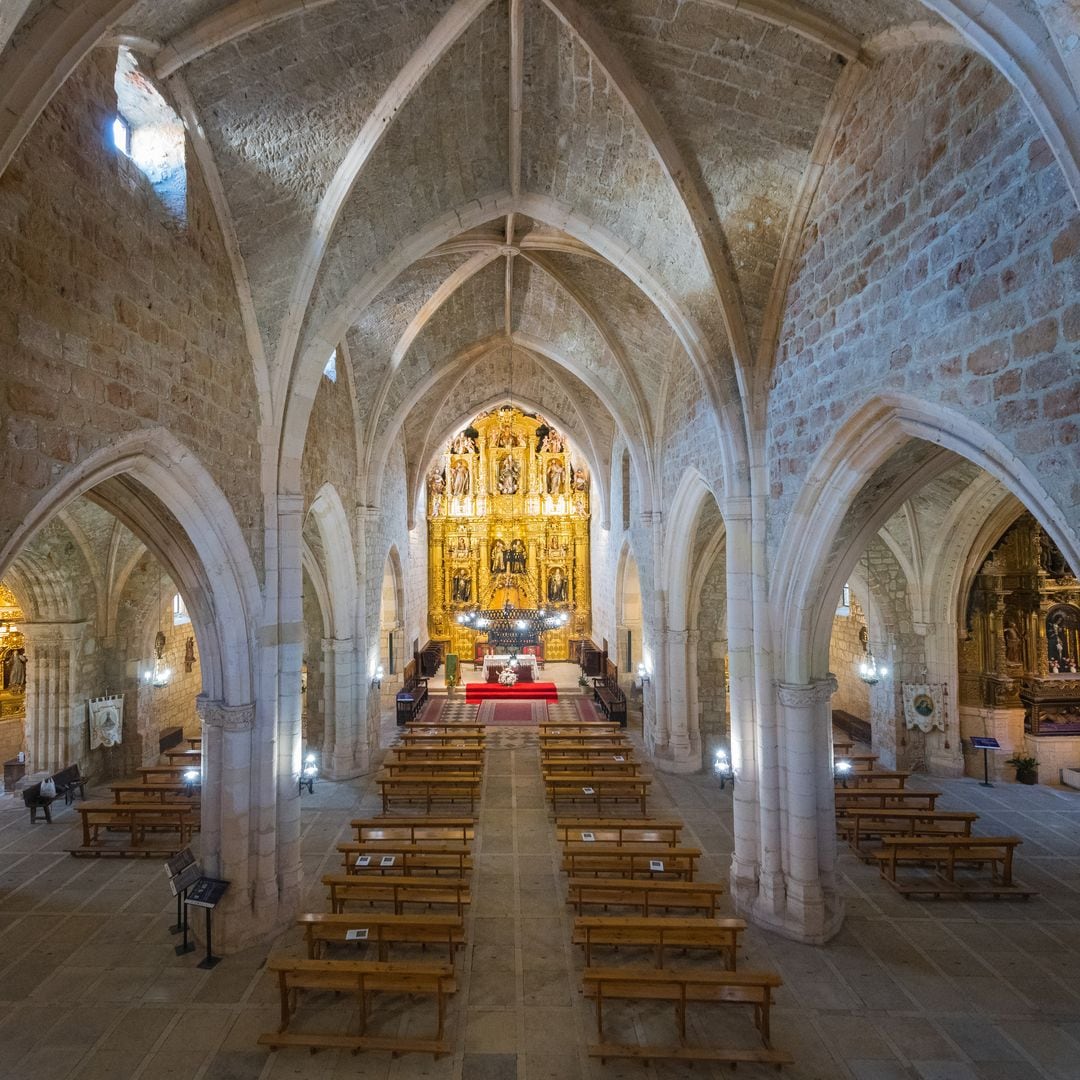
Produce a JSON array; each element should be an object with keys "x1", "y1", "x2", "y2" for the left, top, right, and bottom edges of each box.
[
  {"x1": 767, "y1": 43, "x2": 1080, "y2": 554},
  {"x1": 829, "y1": 592, "x2": 871, "y2": 721},
  {"x1": 0, "y1": 50, "x2": 264, "y2": 571},
  {"x1": 301, "y1": 576, "x2": 325, "y2": 752},
  {"x1": 302, "y1": 367, "x2": 359, "y2": 509},
  {"x1": 695, "y1": 547, "x2": 727, "y2": 742}
]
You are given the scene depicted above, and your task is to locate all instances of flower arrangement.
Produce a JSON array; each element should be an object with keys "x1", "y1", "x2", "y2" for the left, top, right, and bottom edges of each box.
[{"x1": 498, "y1": 667, "x2": 518, "y2": 686}]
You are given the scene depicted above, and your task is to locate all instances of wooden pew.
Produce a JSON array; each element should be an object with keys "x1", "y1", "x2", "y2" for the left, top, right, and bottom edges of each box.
[
  {"x1": 187, "y1": 737, "x2": 201, "y2": 750},
  {"x1": 387, "y1": 748, "x2": 485, "y2": 767},
  {"x1": 337, "y1": 843, "x2": 473, "y2": 877},
  {"x1": 382, "y1": 761, "x2": 484, "y2": 779},
  {"x1": 561, "y1": 844, "x2": 700, "y2": 881},
  {"x1": 874, "y1": 836, "x2": 1036, "y2": 898},
  {"x1": 110, "y1": 782, "x2": 200, "y2": 803},
  {"x1": 834, "y1": 789, "x2": 940, "y2": 810},
  {"x1": 73, "y1": 800, "x2": 196, "y2": 855},
  {"x1": 136, "y1": 765, "x2": 197, "y2": 781},
  {"x1": 405, "y1": 722, "x2": 484, "y2": 734},
  {"x1": 573, "y1": 915, "x2": 746, "y2": 969},
  {"x1": 377, "y1": 775, "x2": 481, "y2": 814},
  {"x1": 297, "y1": 912, "x2": 465, "y2": 962},
  {"x1": 838, "y1": 808, "x2": 978, "y2": 857},
  {"x1": 538, "y1": 731, "x2": 629, "y2": 744},
  {"x1": 555, "y1": 819, "x2": 683, "y2": 847},
  {"x1": 163, "y1": 749, "x2": 201, "y2": 764},
  {"x1": 567, "y1": 878, "x2": 725, "y2": 918},
  {"x1": 541, "y1": 745, "x2": 637, "y2": 760},
  {"x1": 258, "y1": 957, "x2": 455, "y2": 1058},
  {"x1": 351, "y1": 818, "x2": 475, "y2": 844},
  {"x1": 539, "y1": 722, "x2": 620, "y2": 733},
  {"x1": 835, "y1": 769, "x2": 910, "y2": 789},
  {"x1": 582, "y1": 968, "x2": 792, "y2": 1067},
  {"x1": 323, "y1": 874, "x2": 471, "y2": 917},
  {"x1": 834, "y1": 753, "x2": 879, "y2": 771},
  {"x1": 400, "y1": 733, "x2": 487, "y2": 748},
  {"x1": 546, "y1": 776, "x2": 650, "y2": 815},
  {"x1": 542, "y1": 759, "x2": 643, "y2": 776},
  {"x1": 395, "y1": 660, "x2": 430, "y2": 725}
]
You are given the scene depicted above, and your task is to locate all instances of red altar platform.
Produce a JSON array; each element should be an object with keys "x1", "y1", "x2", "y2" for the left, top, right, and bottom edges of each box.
[{"x1": 465, "y1": 682, "x2": 559, "y2": 703}]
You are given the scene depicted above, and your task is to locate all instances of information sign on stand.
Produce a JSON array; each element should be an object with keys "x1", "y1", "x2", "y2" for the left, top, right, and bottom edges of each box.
[
  {"x1": 163, "y1": 847, "x2": 197, "y2": 945},
  {"x1": 184, "y1": 877, "x2": 230, "y2": 969},
  {"x1": 969, "y1": 736, "x2": 1002, "y2": 788}
]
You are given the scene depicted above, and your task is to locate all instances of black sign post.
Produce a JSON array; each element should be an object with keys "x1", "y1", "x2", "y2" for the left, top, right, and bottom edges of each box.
[
  {"x1": 170, "y1": 862, "x2": 201, "y2": 955},
  {"x1": 164, "y1": 848, "x2": 198, "y2": 945},
  {"x1": 969, "y1": 736, "x2": 1001, "y2": 788},
  {"x1": 185, "y1": 877, "x2": 230, "y2": 969}
]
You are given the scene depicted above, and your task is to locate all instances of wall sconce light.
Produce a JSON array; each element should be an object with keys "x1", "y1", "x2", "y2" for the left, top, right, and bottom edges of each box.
[
  {"x1": 182, "y1": 768, "x2": 201, "y2": 796},
  {"x1": 713, "y1": 749, "x2": 734, "y2": 789},
  {"x1": 636, "y1": 662, "x2": 649, "y2": 685},
  {"x1": 300, "y1": 752, "x2": 319, "y2": 795},
  {"x1": 834, "y1": 758, "x2": 853, "y2": 788},
  {"x1": 372, "y1": 664, "x2": 384, "y2": 689}
]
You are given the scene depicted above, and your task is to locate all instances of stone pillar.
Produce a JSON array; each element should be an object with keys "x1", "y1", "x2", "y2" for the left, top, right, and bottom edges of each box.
[
  {"x1": 22, "y1": 621, "x2": 87, "y2": 773},
  {"x1": 321, "y1": 636, "x2": 365, "y2": 779},
  {"x1": 751, "y1": 678, "x2": 843, "y2": 944},
  {"x1": 655, "y1": 628, "x2": 699, "y2": 772}
]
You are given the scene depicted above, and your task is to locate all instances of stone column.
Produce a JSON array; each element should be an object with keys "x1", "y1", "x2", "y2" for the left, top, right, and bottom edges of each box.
[
  {"x1": 321, "y1": 636, "x2": 365, "y2": 779},
  {"x1": 759, "y1": 678, "x2": 843, "y2": 944},
  {"x1": 656, "y1": 628, "x2": 699, "y2": 772},
  {"x1": 22, "y1": 621, "x2": 87, "y2": 773}
]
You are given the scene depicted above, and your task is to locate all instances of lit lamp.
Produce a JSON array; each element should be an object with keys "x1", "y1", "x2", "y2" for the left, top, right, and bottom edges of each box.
[
  {"x1": 714, "y1": 749, "x2": 734, "y2": 789},
  {"x1": 834, "y1": 758, "x2": 853, "y2": 788},
  {"x1": 300, "y1": 752, "x2": 319, "y2": 795},
  {"x1": 636, "y1": 663, "x2": 649, "y2": 686},
  {"x1": 372, "y1": 664, "x2": 384, "y2": 689},
  {"x1": 183, "y1": 768, "x2": 201, "y2": 796}
]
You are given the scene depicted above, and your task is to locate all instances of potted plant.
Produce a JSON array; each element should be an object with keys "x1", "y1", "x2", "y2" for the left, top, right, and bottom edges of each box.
[
  {"x1": 1005, "y1": 754, "x2": 1038, "y2": 785},
  {"x1": 578, "y1": 673, "x2": 590, "y2": 689}
]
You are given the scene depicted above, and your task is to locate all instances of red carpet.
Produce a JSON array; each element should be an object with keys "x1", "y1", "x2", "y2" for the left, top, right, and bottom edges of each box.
[
  {"x1": 478, "y1": 700, "x2": 548, "y2": 725},
  {"x1": 465, "y1": 681, "x2": 559, "y2": 702}
]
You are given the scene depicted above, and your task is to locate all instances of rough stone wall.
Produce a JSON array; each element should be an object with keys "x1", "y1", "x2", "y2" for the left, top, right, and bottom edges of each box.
[
  {"x1": 301, "y1": 570, "x2": 325, "y2": 753},
  {"x1": 768, "y1": 44, "x2": 1080, "y2": 552},
  {"x1": 660, "y1": 348, "x2": 726, "y2": 503},
  {"x1": 829, "y1": 591, "x2": 871, "y2": 721},
  {"x1": 695, "y1": 544, "x2": 727, "y2": 741},
  {"x1": 301, "y1": 366, "x2": 358, "y2": 509},
  {"x1": 0, "y1": 50, "x2": 264, "y2": 569}
]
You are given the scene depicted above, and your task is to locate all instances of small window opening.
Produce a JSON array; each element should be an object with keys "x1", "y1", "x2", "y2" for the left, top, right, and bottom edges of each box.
[
  {"x1": 836, "y1": 583, "x2": 851, "y2": 617},
  {"x1": 113, "y1": 47, "x2": 187, "y2": 222},
  {"x1": 172, "y1": 593, "x2": 191, "y2": 626},
  {"x1": 323, "y1": 350, "x2": 338, "y2": 382}
]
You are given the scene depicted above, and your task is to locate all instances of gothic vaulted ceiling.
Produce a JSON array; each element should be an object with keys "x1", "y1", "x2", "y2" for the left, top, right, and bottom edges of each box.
[{"x1": 6, "y1": 0, "x2": 1075, "y2": 503}]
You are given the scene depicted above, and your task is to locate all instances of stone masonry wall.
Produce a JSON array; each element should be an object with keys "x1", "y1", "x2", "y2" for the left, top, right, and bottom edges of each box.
[
  {"x1": 829, "y1": 591, "x2": 871, "y2": 721},
  {"x1": 301, "y1": 364, "x2": 358, "y2": 510},
  {"x1": 768, "y1": 44, "x2": 1080, "y2": 555},
  {"x1": 0, "y1": 50, "x2": 264, "y2": 570}
]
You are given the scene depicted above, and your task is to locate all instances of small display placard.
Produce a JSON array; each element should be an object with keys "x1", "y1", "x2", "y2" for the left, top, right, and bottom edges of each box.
[
  {"x1": 169, "y1": 861, "x2": 203, "y2": 896},
  {"x1": 380, "y1": 855, "x2": 396, "y2": 867},
  {"x1": 580, "y1": 831, "x2": 595, "y2": 842},
  {"x1": 184, "y1": 877, "x2": 229, "y2": 909},
  {"x1": 345, "y1": 929, "x2": 369, "y2": 942},
  {"x1": 613, "y1": 756, "x2": 625, "y2": 762},
  {"x1": 356, "y1": 855, "x2": 372, "y2": 867},
  {"x1": 649, "y1": 859, "x2": 664, "y2": 872},
  {"x1": 164, "y1": 847, "x2": 196, "y2": 880},
  {"x1": 970, "y1": 736, "x2": 1002, "y2": 749},
  {"x1": 582, "y1": 786, "x2": 595, "y2": 795}
]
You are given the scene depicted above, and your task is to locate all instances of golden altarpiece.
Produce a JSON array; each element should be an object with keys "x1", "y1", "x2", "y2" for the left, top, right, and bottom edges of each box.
[
  {"x1": 0, "y1": 582, "x2": 27, "y2": 722},
  {"x1": 960, "y1": 514, "x2": 1080, "y2": 737},
  {"x1": 426, "y1": 407, "x2": 590, "y2": 661}
]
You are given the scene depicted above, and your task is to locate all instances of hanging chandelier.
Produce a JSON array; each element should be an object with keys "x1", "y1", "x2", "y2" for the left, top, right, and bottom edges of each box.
[{"x1": 855, "y1": 551, "x2": 888, "y2": 685}]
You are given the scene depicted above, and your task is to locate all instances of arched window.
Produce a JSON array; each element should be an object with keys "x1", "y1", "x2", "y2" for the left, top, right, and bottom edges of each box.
[
  {"x1": 172, "y1": 592, "x2": 190, "y2": 626},
  {"x1": 323, "y1": 350, "x2": 338, "y2": 383},
  {"x1": 621, "y1": 450, "x2": 631, "y2": 531}
]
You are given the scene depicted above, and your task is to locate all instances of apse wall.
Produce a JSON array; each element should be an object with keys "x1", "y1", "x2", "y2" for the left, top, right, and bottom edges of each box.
[
  {"x1": 0, "y1": 49, "x2": 265, "y2": 571},
  {"x1": 767, "y1": 43, "x2": 1080, "y2": 552}
]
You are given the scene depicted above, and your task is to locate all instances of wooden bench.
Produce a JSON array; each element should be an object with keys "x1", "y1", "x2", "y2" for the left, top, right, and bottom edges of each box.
[
  {"x1": 546, "y1": 776, "x2": 650, "y2": 815},
  {"x1": 835, "y1": 769, "x2": 910, "y2": 789},
  {"x1": 539, "y1": 722, "x2": 620, "y2": 733},
  {"x1": 338, "y1": 843, "x2": 473, "y2": 877},
  {"x1": 163, "y1": 749, "x2": 201, "y2": 765},
  {"x1": 834, "y1": 789, "x2": 940, "y2": 810},
  {"x1": 555, "y1": 819, "x2": 683, "y2": 847},
  {"x1": 110, "y1": 781, "x2": 201, "y2": 803},
  {"x1": 541, "y1": 745, "x2": 637, "y2": 760},
  {"x1": 382, "y1": 760, "x2": 484, "y2": 779},
  {"x1": 567, "y1": 878, "x2": 725, "y2": 918},
  {"x1": 592, "y1": 658, "x2": 628, "y2": 726},
  {"x1": 297, "y1": 912, "x2": 465, "y2": 962},
  {"x1": 52, "y1": 764, "x2": 87, "y2": 804},
  {"x1": 351, "y1": 818, "x2": 476, "y2": 844},
  {"x1": 324, "y1": 874, "x2": 471, "y2": 917},
  {"x1": 136, "y1": 764, "x2": 198, "y2": 782},
  {"x1": 834, "y1": 753, "x2": 879, "y2": 771},
  {"x1": 539, "y1": 731, "x2": 629, "y2": 744},
  {"x1": 542, "y1": 759, "x2": 643, "y2": 776},
  {"x1": 259, "y1": 957, "x2": 455, "y2": 1058},
  {"x1": 73, "y1": 800, "x2": 196, "y2": 854},
  {"x1": 400, "y1": 733, "x2": 487, "y2": 748},
  {"x1": 573, "y1": 915, "x2": 746, "y2": 969},
  {"x1": 561, "y1": 844, "x2": 700, "y2": 881},
  {"x1": 377, "y1": 776, "x2": 481, "y2": 814},
  {"x1": 874, "y1": 836, "x2": 1036, "y2": 899},
  {"x1": 838, "y1": 808, "x2": 978, "y2": 857},
  {"x1": 582, "y1": 967, "x2": 791, "y2": 1067},
  {"x1": 405, "y1": 722, "x2": 484, "y2": 734},
  {"x1": 387, "y1": 748, "x2": 485, "y2": 766},
  {"x1": 395, "y1": 660, "x2": 430, "y2": 725}
]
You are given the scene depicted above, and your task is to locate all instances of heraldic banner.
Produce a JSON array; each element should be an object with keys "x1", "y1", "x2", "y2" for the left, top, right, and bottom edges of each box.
[
  {"x1": 88, "y1": 694, "x2": 124, "y2": 749},
  {"x1": 902, "y1": 683, "x2": 946, "y2": 733}
]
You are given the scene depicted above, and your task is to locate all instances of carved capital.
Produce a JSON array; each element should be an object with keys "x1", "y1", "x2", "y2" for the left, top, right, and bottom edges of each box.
[
  {"x1": 776, "y1": 677, "x2": 838, "y2": 708},
  {"x1": 197, "y1": 695, "x2": 255, "y2": 732}
]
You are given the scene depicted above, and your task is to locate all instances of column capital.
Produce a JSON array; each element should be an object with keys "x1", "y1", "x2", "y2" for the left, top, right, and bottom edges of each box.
[
  {"x1": 776, "y1": 676, "x2": 837, "y2": 708},
  {"x1": 197, "y1": 695, "x2": 255, "y2": 732}
]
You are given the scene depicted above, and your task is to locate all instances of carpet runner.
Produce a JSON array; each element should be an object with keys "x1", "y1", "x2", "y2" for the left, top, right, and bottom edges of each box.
[
  {"x1": 477, "y1": 700, "x2": 549, "y2": 725},
  {"x1": 465, "y1": 681, "x2": 559, "y2": 703}
]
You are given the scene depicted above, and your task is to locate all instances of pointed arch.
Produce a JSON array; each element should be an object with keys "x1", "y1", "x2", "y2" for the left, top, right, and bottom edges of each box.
[{"x1": 305, "y1": 483, "x2": 358, "y2": 641}]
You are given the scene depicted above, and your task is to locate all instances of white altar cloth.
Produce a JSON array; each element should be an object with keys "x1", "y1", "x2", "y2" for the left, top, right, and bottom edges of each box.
[{"x1": 482, "y1": 654, "x2": 538, "y2": 679}]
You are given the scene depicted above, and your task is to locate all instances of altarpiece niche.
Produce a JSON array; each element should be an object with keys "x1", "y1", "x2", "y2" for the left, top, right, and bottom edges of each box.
[{"x1": 426, "y1": 408, "x2": 590, "y2": 661}]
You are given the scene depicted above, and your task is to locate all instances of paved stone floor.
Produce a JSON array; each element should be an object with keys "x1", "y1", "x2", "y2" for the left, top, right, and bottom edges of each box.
[{"x1": 0, "y1": 717, "x2": 1078, "y2": 1080}]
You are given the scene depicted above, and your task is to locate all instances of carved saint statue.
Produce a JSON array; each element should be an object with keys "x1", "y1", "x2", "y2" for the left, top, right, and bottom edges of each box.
[
  {"x1": 495, "y1": 422, "x2": 517, "y2": 448},
  {"x1": 454, "y1": 533, "x2": 469, "y2": 559},
  {"x1": 1003, "y1": 611, "x2": 1024, "y2": 665},
  {"x1": 4, "y1": 647, "x2": 27, "y2": 692},
  {"x1": 490, "y1": 539, "x2": 506, "y2": 574},
  {"x1": 450, "y1": 459, "x2": 470, "y2": 498},
  {"x1": 541, "y1": 430, "x2": 564, "y2": 454},
  {"x1": 428, "y1": 469, "x2": 446, "y2": 516},
  {"x1": 509, "y1": 539, "x2": 527, "y2": 574},
  {"x1": 546, "y1": 459, "x2": 565, "y2": 495},
  {"x1": 452, "y1": 569, "x2": 472, "y2": 603},
  {"x1": 497, "y1": 454, "x2": 520, "y2": 494},
  {"x1": 547, "y1": 566, "x2": 568, "y2": 603},
  {"x1": 572, "y1": 465, "x2": 588, "y2": 491},
  {"x1": 451, "y1": 432, "x2": 476, "y2": 455}
]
